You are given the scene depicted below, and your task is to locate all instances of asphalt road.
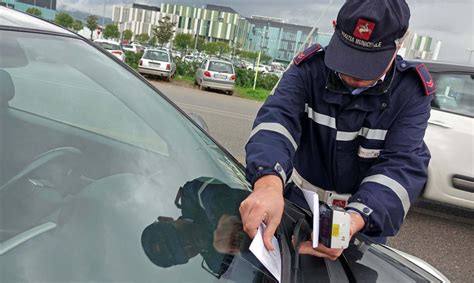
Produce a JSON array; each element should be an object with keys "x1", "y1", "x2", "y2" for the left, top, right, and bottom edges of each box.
[{"x1": 152, "y1": 80, "x2": 473, "y2": 282}]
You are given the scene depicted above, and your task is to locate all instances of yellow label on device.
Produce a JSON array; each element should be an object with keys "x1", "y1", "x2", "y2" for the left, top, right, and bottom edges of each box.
[{"x1": 332, "y1": 224, "x2": 340, "y2": 237}]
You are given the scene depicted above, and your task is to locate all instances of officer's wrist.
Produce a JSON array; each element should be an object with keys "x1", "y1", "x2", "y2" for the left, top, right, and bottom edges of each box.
[
  {"x1": 253, "y1": 175, "x2": 284, "y2": 194},
  {"x1": 347, "y1": 210, "x2": 366, "y2": 236}
]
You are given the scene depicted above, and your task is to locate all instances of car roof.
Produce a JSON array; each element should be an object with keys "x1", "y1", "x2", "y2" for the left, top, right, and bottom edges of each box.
[
  {"x1": 208, "y1": 58, "x2": 233, "y2": 64},
  {"x1": 0, "y1": 6, "x2": 75, "y2": 36},
  {"x1": 94, "y1": 39, "x2": 120, "y2": 45},
  {"x1": 145, "y1": 48, "x2": 169, "y2": 53},
  {"x1": 410, "y1": 59, "x2": 474, "y2": 74}
]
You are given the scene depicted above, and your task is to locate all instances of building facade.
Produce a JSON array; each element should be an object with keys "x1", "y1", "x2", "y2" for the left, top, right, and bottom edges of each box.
[
  {"x1": 244, "y1": 16, "x2": 332, "y2": 63},
  {"x1": 111, "y1": 2, "x2": 334, "y2": 62},
  {"x1": 1, "y1": 0, "x2": 56, "y2": 20},
  {"x1": 112, "y1": 3, "x2": 179, "y2": 43},
  {"x1": 398, "y1": 31, "x2": 442, "y2": 61},
  {"x1": 160, "y1": 3, "x2": 246, "y2": 47}
]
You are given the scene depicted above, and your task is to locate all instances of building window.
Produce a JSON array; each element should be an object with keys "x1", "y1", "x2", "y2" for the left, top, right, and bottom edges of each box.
[
  {"x1": 187, "y1": 18, "x2": 192, "y2": 30},
  {"x1": 137, "y1": 10, "x2": 143, "y2": 22},
  {"x1": 122, "y1": 8, "x2": 130, "y2": 22},
  {"x1": 144, "y1": 11, "x2": 152, "y2": 24}
]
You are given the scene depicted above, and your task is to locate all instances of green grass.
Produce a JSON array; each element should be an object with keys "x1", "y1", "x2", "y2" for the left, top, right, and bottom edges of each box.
[
  {"x1": 235, "y1": 87, "x2": 270, "y2": 101},
  {"x1": 171, "y1": 75, "x2": 270, "y2": 102},
  {"x1": 175, "y1": 75, "x2": 194, "y2": 82}
]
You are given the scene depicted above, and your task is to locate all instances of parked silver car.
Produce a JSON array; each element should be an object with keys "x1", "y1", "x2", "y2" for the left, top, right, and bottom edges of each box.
[
  {"x1": 138, "y1": 49, "x2": 176, "y2": 82},
  {"x1": 195, "y1": 59, "x2": 236, "y2": 95}
]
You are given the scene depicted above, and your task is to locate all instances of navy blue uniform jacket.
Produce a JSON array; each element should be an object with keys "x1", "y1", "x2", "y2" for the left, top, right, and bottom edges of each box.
[{"x1": 245, "y1": 45, "x2": 434, "y2": 237}]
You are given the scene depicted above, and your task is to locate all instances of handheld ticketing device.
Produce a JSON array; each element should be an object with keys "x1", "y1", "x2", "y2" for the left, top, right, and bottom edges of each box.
[{"x1": 319, "y1": 203, "x2": 351, "y2": 249}]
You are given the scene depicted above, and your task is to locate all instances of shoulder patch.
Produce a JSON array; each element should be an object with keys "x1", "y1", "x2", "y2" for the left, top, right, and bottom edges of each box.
[
  {"x1": 415, "y1": 64, "x2": 436, "y2": 96},
  {"x1": 293, "y1": 44, "x2": 322, "y2": 65}
]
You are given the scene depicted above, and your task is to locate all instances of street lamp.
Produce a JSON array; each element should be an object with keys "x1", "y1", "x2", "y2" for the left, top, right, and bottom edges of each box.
[
  {"x1": 102, "y1": 0, "x2": 106, "y2": 27},
  {"x1": 467, "y1": 49, "x2": 474, "y2": 65}
]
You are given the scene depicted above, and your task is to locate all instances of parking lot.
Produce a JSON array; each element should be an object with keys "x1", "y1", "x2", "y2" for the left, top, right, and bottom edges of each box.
[{"x1": 152, "y1": 79, "x2": 474, "y2": 282}]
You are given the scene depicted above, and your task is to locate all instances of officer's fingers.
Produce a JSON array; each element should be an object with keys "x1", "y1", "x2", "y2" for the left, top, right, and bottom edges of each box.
[
  {"x1": 298, "y1": 242, "x2": 337, "y2": 260},
  {"x1": 315, "y1": 244, "x2": 343, "y2": 258},
  {"x1": 242, "y1": 205, "x2": 266, "y2": 239},
  {"x1": 263, "y1": 217, "x2": 280, "y2": 251}
]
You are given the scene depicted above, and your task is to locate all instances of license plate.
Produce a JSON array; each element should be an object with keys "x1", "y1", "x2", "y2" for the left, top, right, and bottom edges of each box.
[
  {"x1": 214, "y1": 74, "x2": 227, "y2": 79},
  {"x1": 150, "y1": 62, "x2": 161, "y2": 66}
]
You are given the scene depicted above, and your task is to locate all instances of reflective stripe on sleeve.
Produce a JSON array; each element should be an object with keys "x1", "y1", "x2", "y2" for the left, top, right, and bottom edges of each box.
[
  {"x1": 248, "y1": 122, "x2": 298, "y2": 150},
  {"x1": 361, "y1": 174, "x2": 410, "y2": 217},
  {"x1": 305, "y1": 104, "x2": 336, "y2": 129},
  {"x1": 360, "y1": 128, "x2": 387, "y2": 140},
  {"x1": 336, "y1": 128, "x2": 388, "y2": 141},
  {"x1": 346, "y1": 202, "x2": 374, "y2": 217},
  {"x1": 198, "y1": 178, "x2": 215, "y2": 209}
]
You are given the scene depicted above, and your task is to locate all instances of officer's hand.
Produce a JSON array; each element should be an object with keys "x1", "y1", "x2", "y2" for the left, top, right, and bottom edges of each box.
[
  {"x1": 298, "y1": 211, "x2": 365, "y2": 260},
  {"x1": 239, "y1": 175, "x2": 284, "y2": 251}
]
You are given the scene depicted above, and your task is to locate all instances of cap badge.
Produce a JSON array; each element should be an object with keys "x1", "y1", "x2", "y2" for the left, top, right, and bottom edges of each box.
[{"x1": 353, "y1": 18, "x2": 375, "y2": 41}]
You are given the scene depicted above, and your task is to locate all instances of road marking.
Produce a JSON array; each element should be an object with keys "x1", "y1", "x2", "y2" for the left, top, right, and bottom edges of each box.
[{"x1": 177, "y1": 102, "x2": 256, "y2": 121}]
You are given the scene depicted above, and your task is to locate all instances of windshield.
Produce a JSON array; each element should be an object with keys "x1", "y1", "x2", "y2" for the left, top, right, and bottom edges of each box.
[
  {"x1": 209, "y1": 61, "x2": 234, "y2": 74},
  {"x1": 144, "y1": 50, "x2": 170, "y2": 62},
  {"x1": 0, "y1": 30, "x2": 259, "y2": 282},
  {"x1": 95, "y1": 41, "x2": 121, "y2": 51}
]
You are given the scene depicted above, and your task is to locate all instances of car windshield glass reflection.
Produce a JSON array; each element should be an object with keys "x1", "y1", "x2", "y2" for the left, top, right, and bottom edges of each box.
[
  {"x1": 144, "y1": 50, "x2": 170, "y2": 62},
  {"x1": 432, "y1": 73, "x2": 474, "y2": 117},
  {"x1": 141, "y1": 177, "x2": 277, "y2": 281},
  {"x1": 209, "y1": 62, "x2": 233, "y2": 74},
  {"x1": 96, "y1": 41, "x2": 120, "y2": 50},
  {"x1": 0, "y1": 30, "x2": 251, "y2": 282}
]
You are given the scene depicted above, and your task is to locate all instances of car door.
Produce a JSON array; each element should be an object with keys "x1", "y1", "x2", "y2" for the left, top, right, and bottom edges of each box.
[{"x1": 423, "y1": 71, "x2": 474, "y2": 209}]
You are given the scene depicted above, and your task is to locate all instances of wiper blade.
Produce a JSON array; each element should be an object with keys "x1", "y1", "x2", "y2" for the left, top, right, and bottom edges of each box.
[{"x1": 0, "y1": 222, "x2": 57, "y2": 255}]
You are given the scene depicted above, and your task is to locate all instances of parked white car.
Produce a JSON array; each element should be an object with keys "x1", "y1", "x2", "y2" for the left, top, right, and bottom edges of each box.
[
  {"x1": 122, "y1": 43, "x2": 145, "y2": 53},
  {"x1": 421, "y1": 61, "x2": 474, "y2": 210},
  {"x1": 93, "y1": 39, "x2": 125, "y2": 62},
  {"x1": 248, "y1": 64, "x2": 270, "y2": 74},
  {"x1": 138, "y1": 49, "x2": 176, "y2": 82}
]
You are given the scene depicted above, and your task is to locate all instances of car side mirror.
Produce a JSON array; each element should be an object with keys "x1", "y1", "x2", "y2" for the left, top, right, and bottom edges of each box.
[{"x1": 188, "y1": 113, "x2": 209, "y2": 133}]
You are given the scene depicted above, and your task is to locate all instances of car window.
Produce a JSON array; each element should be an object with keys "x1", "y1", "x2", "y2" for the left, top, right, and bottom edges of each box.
[
  {"x1": 208, "y1": 61, "x2": 233, "y2": 74},
  {"x1": 431, "y1": 73, "x2": 474, "y2": 117},
  {"x1": 95, "y1": 41, "x2": 120, "y2": 51},
  {"x1": 144, "y1": 50, "x2": 169, "y2": 62},
  {"x1": 1, "y1": 29, "x2": 255, "y2": 283},
  {"x1": 201, "y1": 60, "x2": 207, "y2": 69}
]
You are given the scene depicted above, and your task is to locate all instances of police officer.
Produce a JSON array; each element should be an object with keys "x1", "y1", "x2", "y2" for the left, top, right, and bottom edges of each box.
[{"x1": 240, "y1": 0, "x2": 435, "y2": 260}]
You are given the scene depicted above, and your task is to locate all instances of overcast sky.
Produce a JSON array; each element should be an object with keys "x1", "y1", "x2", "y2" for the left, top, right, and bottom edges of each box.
[{"x1": 59, "y1": 0, "x2": 474, "y2": 64}]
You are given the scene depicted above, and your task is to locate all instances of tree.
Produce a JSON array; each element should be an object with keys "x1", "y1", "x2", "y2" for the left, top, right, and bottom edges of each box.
[
  {"x1": 149, "y1": 36, "x2": 157, "y2": 46},
  {"x1": 195, "y1": 37, "x2": 205, "y2": 52},
  {"x1": 55, "y1": 12, "x2": 74, "y2": 29},
  {"x1": 152, "y1": 16, "x2": 176, "y2": 47},
  {"x1": 26, "y1": 7, "x2": 42, "y2": 18},
  {"x1": 103, "y1": 24, "x2": 120, "y2": 40},
  {"x1": 204, "y1": 42, "x2": 231, "y2": 57},
  {"x1": 174, "y1": 33, "x2": 193, "y2": 51},
  {"x1": 135, "y1": 33, "x2": 150, "y2": 44},
  {"x1": 71, "y1": 20, "x2": 83, "y2": 33},
  {"x1": 85, "y1": 15, "x2": 99, "y2": 40},
  {"x1": 123, "y1": 30, "x2": 133, "y2": 41},
  {"x1": 261, "y1": 53, "x2": 273, "y2": 64}
]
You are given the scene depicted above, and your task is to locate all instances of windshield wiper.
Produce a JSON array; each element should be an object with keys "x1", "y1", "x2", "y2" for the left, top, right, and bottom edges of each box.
[{"x1": 0, "y1": 222, "x2": 57, "y2": 255}]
